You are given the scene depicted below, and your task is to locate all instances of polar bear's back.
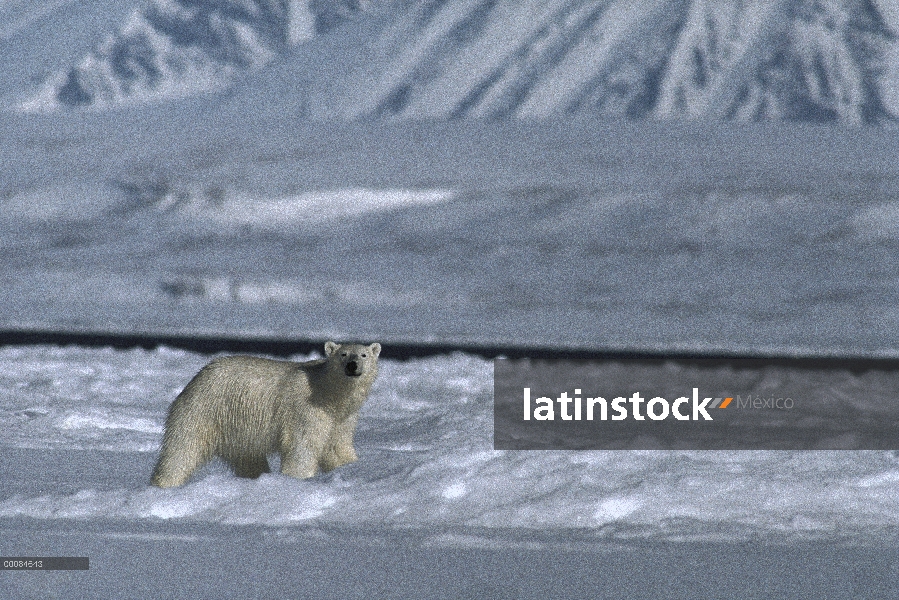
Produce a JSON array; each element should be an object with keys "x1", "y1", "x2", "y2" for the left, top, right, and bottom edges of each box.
[{"x1": 166, "y1": 355, "x2": 312, "y2": 457}]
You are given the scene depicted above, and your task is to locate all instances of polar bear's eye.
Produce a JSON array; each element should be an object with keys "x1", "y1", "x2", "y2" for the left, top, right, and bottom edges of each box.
[
  {"x1": 361, "y1": 353, "x2": 367, "y2": 357},
  {"x1": 341, "y1": 352, "x2": 347, "y2": 357}
]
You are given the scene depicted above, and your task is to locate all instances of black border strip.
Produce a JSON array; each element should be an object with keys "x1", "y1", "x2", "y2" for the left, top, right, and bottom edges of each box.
[{"x1": 2, "y1": 329, "x2": 899, "y2": 371}]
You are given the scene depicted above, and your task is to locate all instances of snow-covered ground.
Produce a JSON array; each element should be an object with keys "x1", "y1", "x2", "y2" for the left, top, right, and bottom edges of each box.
[
  {"x1": 3, "y1": 1, "x2": 899, "y2": 596},
  {"x1": 4, "y1": 116, "x2": 899, "y2": 594},
  {"x1": 2, "y1": 343, "x2": 898, "y2": 540}
]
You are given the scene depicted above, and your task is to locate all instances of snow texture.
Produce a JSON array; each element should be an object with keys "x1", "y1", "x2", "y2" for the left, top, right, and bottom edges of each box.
[
  {"x1": 2, "y1": 118, "x2": 899, "y2": 356},
  {"x1": 2, "y1": 2, "x2": 899, "y2": 597},
  {"x1": 1, "y1": 344, "x2": 899, "y2": 544},
  {"x1": 4, "y1": 0, "x2": 898, "y2": 123}
]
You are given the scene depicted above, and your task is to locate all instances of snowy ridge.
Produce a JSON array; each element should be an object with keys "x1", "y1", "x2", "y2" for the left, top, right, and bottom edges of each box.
[
  {"x1": 335, "y1": 0, "x2": 898, "y2": 122},
  {"x1": 14, "y1": 0, "x2": 899, "y2": 123},
  {"x1": 654, "y1": 0, "x2": 896, "y2": 122},
  {"x1": 17, "y1": 0, "x2": 367, "y2": 111},
  {"x1": 20, "y1": 0, "x2": 291, "y2": 111}
]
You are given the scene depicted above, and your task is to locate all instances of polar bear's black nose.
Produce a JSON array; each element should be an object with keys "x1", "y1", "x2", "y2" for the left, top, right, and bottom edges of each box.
[{"x1": 345, "y1": 360, "x2": 359, "y2": 376}]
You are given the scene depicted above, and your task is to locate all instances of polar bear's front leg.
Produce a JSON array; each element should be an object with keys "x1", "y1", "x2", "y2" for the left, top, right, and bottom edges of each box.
[
  {"x1": 319, "y1": 415, "x2": 359, "y2": 472},
  {"x1": 279, "y1": 423, "x2": 331, "y2": 479}
]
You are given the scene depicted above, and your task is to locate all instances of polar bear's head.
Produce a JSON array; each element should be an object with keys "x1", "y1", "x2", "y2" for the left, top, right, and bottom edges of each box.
[{"x1": 325, "y1": 341, "x2": 381, "y2": 378}]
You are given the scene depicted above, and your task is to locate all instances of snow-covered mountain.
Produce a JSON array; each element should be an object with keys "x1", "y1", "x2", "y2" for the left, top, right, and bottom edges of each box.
[
  {"x1": 9, "y1": 0, "x2": 899, "y2": 123},
  {"x1": 12, "y1": 0, "x2": 364, "y2": 111}
]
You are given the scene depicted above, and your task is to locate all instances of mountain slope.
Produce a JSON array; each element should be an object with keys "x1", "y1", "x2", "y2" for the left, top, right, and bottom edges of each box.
[
  {"x1": 653, "y1": 0, "x2": 896, "y2": 123},
  {"x1": 13, "y1": 0, "x2": 899, "y2": 123},
  {"x1": 17, "y1": 0, "x2": 366, "y2": 111}
]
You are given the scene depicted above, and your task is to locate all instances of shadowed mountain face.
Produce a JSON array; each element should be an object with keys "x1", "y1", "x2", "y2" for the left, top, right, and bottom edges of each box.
[{"x1": 10, "y1": 0, "x2": 899, "y2": 122}]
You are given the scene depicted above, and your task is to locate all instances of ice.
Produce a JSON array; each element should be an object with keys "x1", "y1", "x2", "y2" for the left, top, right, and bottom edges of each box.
[
  {"x1": 0, "y1": 345, "x2": 205, "y2": 451},
  {"x1": 2, "y1": 1, "x2": 898, "y2": 595},
  {"x1": 593, "y1": 495, "x2": 643, "y2": 525},
  {"x1": 5, "y1": 157, "x2": 899, "y2": 355},
  {"x1": 1, "y1": 344, "x2": 898, "y2": 544},
  {"x1": 851, "y1": 202, "x2": 899, "y2": 241},
  {"x1": 178, "y1": 187, "x2": 456, "y2": 229}
]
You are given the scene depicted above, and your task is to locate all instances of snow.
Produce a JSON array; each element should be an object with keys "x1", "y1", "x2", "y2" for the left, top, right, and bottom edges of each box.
[
  {"x1": 5, "y1": 0, "x2": 899, "y2": 123},
  {"x1": 2, "y1": 114, "x2": 899, "y2": 355},
  {"x1": 175, "y1": 187, "x2": 456, "y2": 228},
  {"x1": 1, "y1": 2, "x2": 899, "y2": 595},
  {"x1": 287, "y1": 0, "x2": 316, "y2": 44},
  {"x1": 1, "y1": 344, "x2": 898, "y2": 545}
]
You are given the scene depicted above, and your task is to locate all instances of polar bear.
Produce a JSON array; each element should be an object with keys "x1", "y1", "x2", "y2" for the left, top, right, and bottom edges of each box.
[{"x1": 151, "y1": 341, "x2": 381, "y2": 488}]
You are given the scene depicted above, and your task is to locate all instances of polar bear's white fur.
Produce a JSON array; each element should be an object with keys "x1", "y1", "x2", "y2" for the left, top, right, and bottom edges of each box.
[{"x1": 151, "y1": 341, "x2": 380, "y2": 487}]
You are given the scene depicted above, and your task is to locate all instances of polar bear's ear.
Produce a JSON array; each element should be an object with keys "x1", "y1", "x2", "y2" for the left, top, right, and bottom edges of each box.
[
  {"x1": 369, "y1": 343, "x2": 381, "y2": 357},
  {"x1": 325, "y1": 341, "x2": 339, "y2": 356}
]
